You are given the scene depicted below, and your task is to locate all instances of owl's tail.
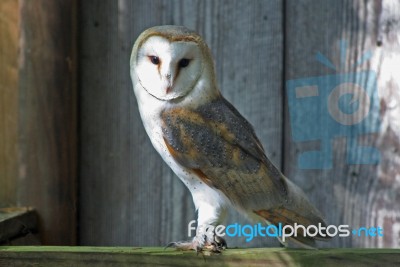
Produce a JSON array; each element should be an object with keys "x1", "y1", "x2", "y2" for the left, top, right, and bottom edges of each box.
[{"x1": 254, "y1": 178, "x2": 331, "y2": 248}]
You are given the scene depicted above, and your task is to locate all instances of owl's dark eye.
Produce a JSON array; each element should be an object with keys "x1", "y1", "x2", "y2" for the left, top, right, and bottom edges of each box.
[
  {"x1": 149, "y1": 56, "x2": 160, "y2": 65},
  {"x1": 178, "y1": 58, "x2": 190, "y2": 68}
]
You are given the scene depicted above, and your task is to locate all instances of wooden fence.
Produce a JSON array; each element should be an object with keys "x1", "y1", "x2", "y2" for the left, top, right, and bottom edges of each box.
[
  {"x1": 0, "y1": 0, "x2": 77, "y2": 245},
  {"x1": 0, "y1": 0, "x2": 399, "y2": 249}
]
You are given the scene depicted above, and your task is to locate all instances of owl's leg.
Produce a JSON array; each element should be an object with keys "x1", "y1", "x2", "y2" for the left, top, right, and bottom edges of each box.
[
  {"x1": 193, "y1": 201, "x2": 227, "y2": 253},
  {"x1": 167, "y1": 196, "x2": 227, "y2": 254}
]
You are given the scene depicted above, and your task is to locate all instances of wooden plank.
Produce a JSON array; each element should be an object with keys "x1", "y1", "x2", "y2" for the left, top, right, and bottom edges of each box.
[
  {"x1": 17, "y1": 0, "x2": 78, "y2": 245},
  {"x1": 0, "y1": 207, "x2": 37, "y2": 244},
  {"x1": 79, "y1": 0, "x2": 283, "y2": 248},
  {"x1": 0, "y1": 0, "x2": 19, "y2": 207},
  {"x1": 0, "y1": 247, "x2": 399, "y2": 267},
  {"x1": 284, "y1": 0, "x2": 400, "y2": 248}
]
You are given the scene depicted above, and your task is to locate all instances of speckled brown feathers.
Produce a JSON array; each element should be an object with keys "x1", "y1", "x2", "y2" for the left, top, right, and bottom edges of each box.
[{"x1": 161, "y1": 96, "x2": 288, "y2": 207}]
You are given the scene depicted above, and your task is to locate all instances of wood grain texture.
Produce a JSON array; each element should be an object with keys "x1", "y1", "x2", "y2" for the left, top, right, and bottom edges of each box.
[
  {"x1": 79, "y1": 0, "x2": 283, "y2": 248},
  {"x1": 17, "y1": 0, "x2": 77, "y2": 245},
  {"x1": 284, "y1": 0, "x2": 400, "y2": 248},
  {"x1": 0, "y1": 0, "x2": 19, "y2": 207},
  {"x1": 0, "y1": 246, "x2": 400, "y2": 267}
]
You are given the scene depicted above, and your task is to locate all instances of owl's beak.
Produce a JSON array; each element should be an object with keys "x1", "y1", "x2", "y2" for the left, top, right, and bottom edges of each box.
[{"x1": 164, "y1": 73, "x2": 173, "y2": 94}]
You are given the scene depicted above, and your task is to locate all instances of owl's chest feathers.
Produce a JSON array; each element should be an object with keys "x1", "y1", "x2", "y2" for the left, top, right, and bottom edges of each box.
[{"x1": 137, "y1": 93, "x2": 194, "y2": 177}]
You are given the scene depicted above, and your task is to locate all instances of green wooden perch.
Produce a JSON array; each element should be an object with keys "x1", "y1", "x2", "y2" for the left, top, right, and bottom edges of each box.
[
  {"x1": 1, "y1": 208, "x2": 400, "y2": 266},
  {"x1": 0, "y1": 246, "x2": 399, "y2": 267}
]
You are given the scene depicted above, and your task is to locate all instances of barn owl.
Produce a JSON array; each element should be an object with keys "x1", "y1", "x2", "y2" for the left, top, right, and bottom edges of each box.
[{"x1": 130, "y1": 25, "x2": 328, "y2": 252}]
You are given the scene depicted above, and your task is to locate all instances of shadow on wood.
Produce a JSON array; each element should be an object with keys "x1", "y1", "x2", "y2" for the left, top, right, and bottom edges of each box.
[{"x1": 0, "y1": 207, "x2": 39, "y2": 245}]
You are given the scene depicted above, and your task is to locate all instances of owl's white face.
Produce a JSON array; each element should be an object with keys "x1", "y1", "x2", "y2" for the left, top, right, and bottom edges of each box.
[{"x1": 134, "y1": 36, "x2": 203, "y2": 101}]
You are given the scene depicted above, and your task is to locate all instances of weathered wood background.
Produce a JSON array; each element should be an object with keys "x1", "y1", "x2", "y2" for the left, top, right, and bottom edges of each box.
[
  {"x1": 0, "y1": 0, "x2": 399, "y2": 248},
  {"x1": 79, "y1": 0, "x2": 400, "y2": 248},
  {"x1": 0, "y1": 0, "x2": 77, "y2": 245}
]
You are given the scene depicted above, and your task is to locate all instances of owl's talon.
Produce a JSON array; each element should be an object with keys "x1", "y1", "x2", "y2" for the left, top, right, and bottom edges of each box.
[
  {"x1": 205, "y1": 239, "x2": 225, "y2": 254},
  {"x1": 165, "y1": 236, "x2": 227, "y2": 255},
  {"x1": 164, "y1": 242, "x2": 176, "y2": 249},
  {"x1": 214, "y1": 236, "x2": 227, "y2": 250},
  {"x1": 165, "y1": 241, "x2": 196, "y2": 251}
]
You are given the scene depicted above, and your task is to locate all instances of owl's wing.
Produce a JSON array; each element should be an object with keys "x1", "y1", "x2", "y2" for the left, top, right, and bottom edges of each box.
[
  {"x1": 161, "y1": 96, "x2": 288, "y2": 208},
  {"x1": 161, "y1": 96, "x2": 329, "y2": 246}
]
